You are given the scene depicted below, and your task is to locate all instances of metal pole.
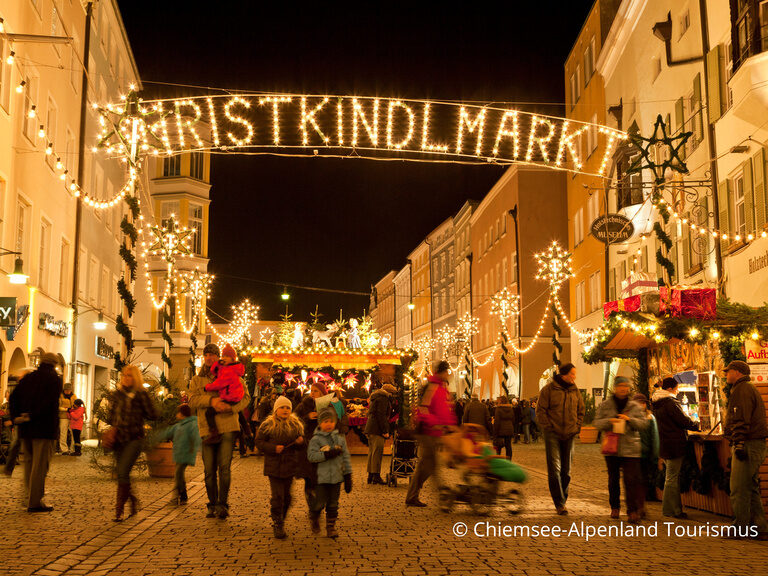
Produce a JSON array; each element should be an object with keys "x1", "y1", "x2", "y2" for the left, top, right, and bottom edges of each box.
[{"x1": 69, "y1": 1, "x2": 92, "y2": 385}]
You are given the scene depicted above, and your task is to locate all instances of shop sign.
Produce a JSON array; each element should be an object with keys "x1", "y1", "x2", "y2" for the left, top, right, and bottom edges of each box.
[
  {"x1": 745, "y1": 340, "x2": 768, "y2": 364},
  {"x1": 750, "y1": 364, "x2": 768, "y2": 384},
  {"x1": 38, "y1": 312, "x2": 69, "y2": 337},
  {"x1": 590, "y1": 214, "x2": 635, "y2": 244},
  {"x1": 96, "y1": 336, "x2": 115, "y2": 359},
  {"x1": 747, "y1": 249, "x2": 768, "y2": 275},
  {"x1": 0, "y1": 297, "x2": 17, "y2": 327}
]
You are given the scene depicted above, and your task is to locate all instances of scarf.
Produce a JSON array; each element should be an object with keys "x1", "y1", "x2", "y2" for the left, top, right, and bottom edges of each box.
[{"x1": 613, "y1": 395, "x2": 629, "y2": 414}]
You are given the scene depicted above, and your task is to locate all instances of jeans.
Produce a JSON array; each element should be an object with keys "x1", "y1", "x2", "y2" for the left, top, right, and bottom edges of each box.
[
  {"x1": 495, "y1": 436, "x2": 513, "y2": 460},
  {"x1": 605, "y1": 456, "x2": 641, "y2": 513},
  {"x1": 114, "y1": 439, "x2": 143, "y2": 484},
  {"x1": 313, "y1": 483, "x2": 342, "y2": 518},
  {"x1": 268, "y1": 476, "x2": 294, "y2": 524},
  {"x1": 662, "y1": 456, "x2": 683, "y2": 516},
  {"x1": 202, "y1": 431, "x2": 234, "y2": 513},
  {"x1": 366, "y1": 434, "x2": 386, "y2": 474},
  {"x1": 22, "y1": 438, "x2": 54, "y2": 508},
  {"x1": 730, "y1": 439, "x2": 768, "y2": 532},
  {"x1": 406, "y1": 435, "x2": 440, "y2": 503},
  {"x1": 522, "y1": 424, "x2": 531, "y2": 444},
  {"x1": 174, "y1": 463, "x2": 189, "y2": 500},
  {"x1": 543, "y1": 431, "x2": 575, "y2": 508},
  {"x1": 72, "y1": 430, "x2": 82, "y2": 455},
  {"x1": 58, "y1": 419, "x2": 70, "y2": 453}
]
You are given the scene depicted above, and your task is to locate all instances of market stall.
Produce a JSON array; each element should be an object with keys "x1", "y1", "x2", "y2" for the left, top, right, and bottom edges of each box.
[{"x1": 583, "y1": 290, "x2": 768, "y2": 515}]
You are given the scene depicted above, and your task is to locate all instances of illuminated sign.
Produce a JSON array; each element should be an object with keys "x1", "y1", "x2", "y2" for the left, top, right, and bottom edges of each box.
[
  {"x1": 746, "y1": 340, "x2": 768, "y2": 364},
  {"x1": 97, "y1": 93, "x2": 627, "y2": 177},
  {"x1": 0, "y1": 297, "x2": 16, "y2": 327},
  {"x1": 96, "y1": 336, "x2": 115, "y2": 359},
  {"x1": 38, "y1": 312, "x2": 69, "y2": 337}
]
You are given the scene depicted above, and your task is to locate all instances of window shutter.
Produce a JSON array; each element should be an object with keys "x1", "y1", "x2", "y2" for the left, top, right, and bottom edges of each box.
[
  {"x1": 692, "y1": 73, "x2": 702, "y2": 112},
  {"x1": 718, "y1": 179, "x2": 730, "y2": 251},
  {"x1": 682, "y1": 216, "x2": 690, "y2": 275},
  {"x1": 744, "y1": 159, "x2": 754, "y2": 234},
  {"x1": 701, "y1": 195, "x2": 710, "y2": 269},
  {"x1": 668, "y1": 223, "x2": 679, "y2": 285},
  {"x1": 675, "y1": 97, "x2": 686, "y2": 160},
  {"x1": 706, "y1": 46, "x2": 723, "y2": 123},
  {"x1": 753, "y1": 147, "x2": 766, "y2": 229}
]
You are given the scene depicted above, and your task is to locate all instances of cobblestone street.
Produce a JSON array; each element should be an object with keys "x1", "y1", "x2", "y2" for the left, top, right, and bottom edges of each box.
[{"x1": 2, "y1": 442, "x2": 767, "y2": 576}]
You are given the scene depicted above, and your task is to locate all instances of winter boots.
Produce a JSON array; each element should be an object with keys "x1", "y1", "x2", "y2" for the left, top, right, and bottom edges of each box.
[
  {"x1": 273, "y1": 522, "x2": 287, "y2": 539},
  {"x1": 114, "y1": 483, "x2": 130, "y2": 522},
  {"x1": 309, "y1": 512, "x2": 321, "y2": 534},
  {"x1": 370, "y1": 474, "x2": 385, "y2": 485},
  {"x1": 326, "y1": 514, "x2": 339, "y2": 539}
]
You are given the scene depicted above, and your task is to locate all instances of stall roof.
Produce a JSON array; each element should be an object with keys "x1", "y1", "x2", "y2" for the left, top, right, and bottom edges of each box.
[{"x1": 603, "y1": 329, "x2": 655, "y2": 354}]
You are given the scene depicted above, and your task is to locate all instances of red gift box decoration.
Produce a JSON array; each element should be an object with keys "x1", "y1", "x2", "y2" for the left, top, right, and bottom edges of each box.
[
  {"x1": 659, "y1": 287, "x2": 716, "y2": 319},
  {"x1": 603, "y1": 295, "x2": 642, "y2": 319}
]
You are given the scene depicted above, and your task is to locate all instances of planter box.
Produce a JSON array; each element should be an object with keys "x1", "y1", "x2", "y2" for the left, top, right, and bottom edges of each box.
[
  {"x1": 146, "y1": 442, "x2": 175, "y2": 478},
  {"x1": 579, "y1": 425, "x2": 599, "y2": 443}
]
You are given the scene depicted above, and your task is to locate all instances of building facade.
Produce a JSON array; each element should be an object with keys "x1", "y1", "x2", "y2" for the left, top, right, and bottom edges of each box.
[
  {"x1": 409, "y1": 241, "x2": 431, "y2": 372},
  {"x1": 454, "y1": 201, "x2": 478, "y2": 321},
  {"x1": 393, "y1": 264, "x2": 411, "y2": 349},
  {"x1": 371, "y1": 270, "x2": 396, "y2": 344},
  {"x1": 428, "y1": 219, "x2": 455, "y2": 353}
]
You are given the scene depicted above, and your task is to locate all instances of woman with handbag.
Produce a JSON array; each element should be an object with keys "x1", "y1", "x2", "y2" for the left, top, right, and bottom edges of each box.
[
  {"x1": 106, "y1": 365, "x2": 158, "y2": 521},
  {"x1": 593, "y1": 376, "x2": 648, "y2": 524}
]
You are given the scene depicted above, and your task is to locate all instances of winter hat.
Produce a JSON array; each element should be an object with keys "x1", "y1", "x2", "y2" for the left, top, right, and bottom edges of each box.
[
  {"x1": 41, "y1": 353, "x2": 61, "y2": 367},
  {"x1": 203, "y1": 343, "x2": 220, "y2": 356},
  {"x1": 272, "y1": 395, "x2": 292, "y2": 413},
  {"x1": 382, "y1": 384, "x2": 397, "y2": 395},
  {"x1": 318, "y1": 407, "x2": 338, "y2": 423},
  {"x1": 221, "y1": 344, "x2": 237, "y2": 361},
  {"x1": 311, "y1": 382, "x2": 328, "y2": 396}
]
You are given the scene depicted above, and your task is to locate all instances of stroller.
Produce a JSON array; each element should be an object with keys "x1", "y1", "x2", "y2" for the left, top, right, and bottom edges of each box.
[
  {"x1": 385, "y1": 428, "x2": 418, "y2": 487},
  {"x1": 437, "y1": 424, "x2": 526, "y2": 516}
]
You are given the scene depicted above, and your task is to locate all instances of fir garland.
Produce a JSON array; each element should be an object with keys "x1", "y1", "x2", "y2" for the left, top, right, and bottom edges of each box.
[
  {"x1": 188, "y1": 330, "x2": 198, "y2": 374},
  {"x1": 116, "y1": 279, "x2": 136, "y2": 316},
  {"x1": 118, "y1": 245, "x2": 137, "y2": 282},
  {"x1": 159, "y1": 306, "x2": 173, "y2": 389},
  {"x1": 636, "y1": 349, "x2": 649, "y2": 397},
  {"x1": 499, "y1": 329, "x2": 510, "y2": 397}
]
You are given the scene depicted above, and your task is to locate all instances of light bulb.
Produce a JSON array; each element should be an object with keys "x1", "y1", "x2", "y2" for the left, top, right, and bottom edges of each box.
[{"x1": 6, "y1": 51, "x2": 14, "y2": 65}]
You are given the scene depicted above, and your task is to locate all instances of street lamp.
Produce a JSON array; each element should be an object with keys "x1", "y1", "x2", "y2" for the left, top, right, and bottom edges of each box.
[
  {"x1": 92, "y1": 312, "x2": 107, "y2": 331},
  {"x1": 1, "y1": 249, "x2": 28, "y2": 284},
  {"x1": 281, "y1": 287, "x2": 290, "y2": 301},
  {"x1": 407, "y1": 302, "x2": 415, "y2": 310}
]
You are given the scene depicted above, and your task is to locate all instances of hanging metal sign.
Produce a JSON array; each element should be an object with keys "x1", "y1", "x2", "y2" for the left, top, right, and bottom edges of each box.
[{"x1": 591, "y1": 214, "x2": 635, "y2": 244}]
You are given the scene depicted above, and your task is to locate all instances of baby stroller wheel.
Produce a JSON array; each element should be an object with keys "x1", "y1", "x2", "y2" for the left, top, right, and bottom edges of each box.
[
  {"x1": 386, "y1": 473, "x2": 397, "y2": 487},
  {"x1": 438, "y1": 487, "x2": 454, "y2": 513},
  {"x1": 499, "y1": 486, "x2": 525, "y2": 515},
  {"x1": 469, "y1": 485, "x2": 494, "y2": 516}
]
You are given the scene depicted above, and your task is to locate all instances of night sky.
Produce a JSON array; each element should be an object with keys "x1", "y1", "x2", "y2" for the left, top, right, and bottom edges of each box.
[{"x1": 117, "y1": 1, "x2": 593, "y2": 322}]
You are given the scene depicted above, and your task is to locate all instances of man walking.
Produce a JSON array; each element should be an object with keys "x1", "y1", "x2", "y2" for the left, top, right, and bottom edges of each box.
[
  {"x1": 188, "y1": 343, "x2": 250, "y2": 519},
  {"x1": 536, "y1": 363, "x2": 584, "y2": 515},
  {"x1": 652, "y1": 377, "x2": 699, "y2": 519},
  {"x1": 462, "y1": 393, "x2": 492, "y2": 435},
  {"x1": 365, "y1": 383, "x2": 396, "y2": 484},
  {"x1": 723, "y1": 361, "x2": 768, "y2": 540},
  {"x1": 8, "y1": 353, "x2": 63, "y2": 512}
]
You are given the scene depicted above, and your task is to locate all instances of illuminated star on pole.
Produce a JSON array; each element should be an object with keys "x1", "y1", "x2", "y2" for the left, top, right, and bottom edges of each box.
[
  {"x1": 490, "y1": 287, "x2": 520, "y2": 322},
  {"x1": 626, "y1": 114, "x2": 691, "y2": 182},
  {"x1": 146, "y1": 215, "x2": 194, "y2": 263},
  {"x1": 535, "y1": 241, "x2": 573, "y2": 292}
]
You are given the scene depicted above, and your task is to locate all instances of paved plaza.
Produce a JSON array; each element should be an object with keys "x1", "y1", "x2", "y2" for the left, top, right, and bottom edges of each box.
[{"x1": 2, "y1": 442, "x2": 767, "y2": 576}]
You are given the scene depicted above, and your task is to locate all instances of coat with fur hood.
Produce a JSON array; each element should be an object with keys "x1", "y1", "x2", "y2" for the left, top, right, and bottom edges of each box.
[{"x1": 255, "y1": 414, "x2": 305, "y2": 478}]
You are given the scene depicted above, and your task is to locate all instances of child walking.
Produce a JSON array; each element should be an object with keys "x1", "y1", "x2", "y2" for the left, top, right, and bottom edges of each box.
[
  {"x1": 159, "y1": 404, "x2": 201, "y2": 505},
  {"x1": 307, "y1": 407, "x2": 352, "y2": 538},
  {"x1": 204, "y1": 344, "x2": 245, "y2": 443},
  {"x1": 68, "y1": 399, "x2": 87, "y2": 456},
  {"x1": 255, "y1": 395, "x2": 304, "y2": 539}
]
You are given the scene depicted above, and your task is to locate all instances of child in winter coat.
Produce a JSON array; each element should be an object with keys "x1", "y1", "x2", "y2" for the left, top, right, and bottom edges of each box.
[
  {"x1": 158, "y1": 404, "x2": 202, "y2": 505},
  {"x1": 204, "y1": 344, "x2": 245, "y2": 443},
  {"x1": 255, "y1": 395, "x2": 305, "y2": 539},
  {"x1": 67, "y1": 399, "x2": 87, "y2": 456},
  {"x1": 307, "y1": 407, "x2": 352, "y2": 538}
]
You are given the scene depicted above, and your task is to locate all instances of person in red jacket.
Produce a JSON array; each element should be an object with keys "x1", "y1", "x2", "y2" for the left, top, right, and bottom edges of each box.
[
  {"x1": 405, "y1": 361, "x2": 457, "y2": 507},
  {"x1": 67, "y1": 399, "x2": 86, "y2": 456},
  {"x1": 204, "y1": 344, "x2": 245, "y2": 444}
]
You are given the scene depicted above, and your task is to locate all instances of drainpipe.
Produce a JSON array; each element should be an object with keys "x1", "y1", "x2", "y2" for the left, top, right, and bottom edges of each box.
[{"x1": 509, "y1": 207, "x2": 522, "y2": 398}]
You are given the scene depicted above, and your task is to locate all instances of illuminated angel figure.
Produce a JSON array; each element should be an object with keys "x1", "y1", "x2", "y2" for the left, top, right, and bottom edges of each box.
[
  {"x1": 291, "y1": 323, "x2": 305, "y2": 348},
  {"x1": 347, "y1": 318, "x2": 361, "y2": 349}
]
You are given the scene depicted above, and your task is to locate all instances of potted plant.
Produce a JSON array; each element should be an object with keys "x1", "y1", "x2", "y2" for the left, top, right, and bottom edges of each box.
[
  {"x1": 145, "y1": 383, "x2": 182, "y2": 478},
  {"x1": 578, "y1": 391, "x2": 598, "y2": 443}
]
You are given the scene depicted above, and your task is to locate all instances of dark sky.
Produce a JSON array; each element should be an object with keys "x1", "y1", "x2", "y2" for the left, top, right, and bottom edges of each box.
[{"x1": 117, "y1": 1, "x2": 593, "y2": 322}]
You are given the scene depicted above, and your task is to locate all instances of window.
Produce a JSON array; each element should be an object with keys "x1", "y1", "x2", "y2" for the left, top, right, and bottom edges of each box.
[
  {"x1": 38, "y1": 220, "x2": 51, "y2": 292},
  {"x1": 0, "y1": 35, "x2": 10, "y2": 112},
  {"x1": 576, "y1": 281, "x2": 586, "y2": 318},
  {"x1": 512, "y1": 252, "x2": 518, "y2": 285},
  {"x1": 22, "y1": 73, "x2": 39, "y2": 141},
  {"x1": 89, "y1": 256, "x2": 99, "y2": 305},
  {"x1": 78, "y1": 248, "x2": 87, "y2": 300},
  {"x1": 502, "y1": 257, "x2": 508, "y2": 286},
  {"x1": 69, "y1": 35, "x2": 80, "y2": 92},
  {"x1": 45, "y1": 97, "x2": 58, "y2": 168},
  {"x1": 733, "y1": 173, "x2": 746, "y2": 237},
  {"x1": 190, "y1": 152, "x2": 204, "y2": 180},
  {"x1": 589, "y1": 271, "x2": 601, "y2": 312},
  {"x1": 725, "y1": 41, "x2": 734, "y2": 109},
  {"x1": 587, "y1": 193, "x2": 600, "y2": 228},
  {"x1": 15, "y1": 197, "x2": 30, "y2": 263},
  {"x1": 617, "y1": 153, "x2": 643, "y2": 209},
  {"x1": 100, "y1": 267, "x2": 109, "y2": 311},
  {"x1": 680, "y1": 9, "x2": 690, "y2": 37},
  {"x1": 65, "y1": 128, "x2": 76, "y2": 176},
  {"x1": 161, "y1": 201, "x2": 180, "y2": 228},
  {"x1": 570, "y1": 73, "x2": 577, "y2": 108},
  {"x1": 112, "y1": 274, "x2": 120, "y2": 317},
  {"x1": 92, "y1": 163, "x2": 104, "y2": 218},
  {"x1": 163, "y1": 155, "x2": 181, "y2": 177},
  {"x1": 583, "y1": 37, "x2": 595, "y2": 85},
  {"x1": 586, "y1": 114, "x2": 598, "y2": 157},
  {"x1": 574, "y1": 206, "x2": 584, "y2": 245},
  {"x1": 59, "y1": 240, "x2": 69, "y2": 304},
  {"x1": 105, "y1": 181, "x2": 114, "y2": 230}
]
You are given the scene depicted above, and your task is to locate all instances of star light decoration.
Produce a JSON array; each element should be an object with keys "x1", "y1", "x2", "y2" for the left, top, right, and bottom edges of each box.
[
  {"x1": 175, "y1": 269, "x2": 213, "y2": 334},
  {"x1": 455, "y1": 312, "x2": 480, "y2": 344},
  {"x1": 143, "y1": 215, "x2": 194, "y2": 263},
  {"x1": 490, "y1": 287, "x2": 520, "y2": 324},
  {"x1": 625, "y1": 114, "x2": 691, "y2": 182},
  {"x1": 535, "y1": 241, "x2": 574, "y2": 292},
  {"x1": 343, "y1": 373, "x2": 358, "y2": 388}
]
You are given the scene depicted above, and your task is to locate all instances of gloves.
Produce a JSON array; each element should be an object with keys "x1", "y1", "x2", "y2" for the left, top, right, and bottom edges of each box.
[
  {"x1": 324, "y1": 447, "x2": 342, "y2": 460},
  {"x1": 734, "y1": 444, "x2": 748, "y2": 462},
  {"x1": 344, "y1": 473, "x2": 353, "y2": 493}
]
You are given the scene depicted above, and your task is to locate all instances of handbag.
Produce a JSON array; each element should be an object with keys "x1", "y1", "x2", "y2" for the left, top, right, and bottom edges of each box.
[
  {"x1": 600, "y1": 431, "x2": 619, "y2": 455},
  {"x1": 101, "y1": 426, "x2": 118, "y2": 451}
]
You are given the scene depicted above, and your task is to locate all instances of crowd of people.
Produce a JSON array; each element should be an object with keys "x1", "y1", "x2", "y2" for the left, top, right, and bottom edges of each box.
[{"x1": 1, "y1": 347, "x2": 766, "y2": 541}]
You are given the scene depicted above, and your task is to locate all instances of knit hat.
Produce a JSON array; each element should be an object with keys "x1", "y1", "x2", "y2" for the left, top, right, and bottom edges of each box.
[
  {"x1": 272, "y1": 395, "x2": 292, "y2": 413},
  {"x1": 613, "y1": 376, "x2": 631, "y2": 387},
  {"x1": 311, "y1": 382, "x2": 328, "y2": 397},
  {"x1": 724, "y1": 360, "x2": 750, "y2": 376},
  {"x1": 40, "y1": 353, "x2": 61, "y2": 367},
  {"x1": 221, "y1": 344, "x2": 237, "y2": 361},
  {"x1": 382, "y1": 384, "x2": 397, "y2": 396},
  {"x1": 318, "y1": 407, "x2": 338, "y2": 423},
  {"x1": 203, "y1": 343, "x2": 220, "y2": 356}
]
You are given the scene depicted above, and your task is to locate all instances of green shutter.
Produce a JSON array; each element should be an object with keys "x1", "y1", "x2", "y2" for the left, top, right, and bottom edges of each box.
[
  {"x1": 754, "y1": 148, "x2": 766, "y2": 229},
  {"x1": 744, "y1": 159, "x2": 755, "y2": 234},
  {"x1": 706, "y1": 46, "x2": 723, "y2": 123},
  {"x1": 682, "y1": 215, "x2": 690, "y2": 275},
  {"x1": 693, "y1": 73, "x2": 702, "y2": 111},
  {"x1": 718, "y1": 179, "x2": 730, "y2": 252},
  {"x1": 675, "y1": 97, "x2": 686, "y2": 160},
  {"x1": 701, "y1": 195, "x2": 710, "y2": 269}
]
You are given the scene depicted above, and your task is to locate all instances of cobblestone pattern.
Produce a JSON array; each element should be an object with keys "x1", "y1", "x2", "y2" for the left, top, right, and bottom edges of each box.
[{"x1": 1, "y1": 442, "x2": 766, "y2": 576}]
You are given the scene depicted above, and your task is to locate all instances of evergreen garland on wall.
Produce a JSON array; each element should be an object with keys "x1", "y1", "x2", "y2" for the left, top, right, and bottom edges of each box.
[
  {"x1": 652, "y1": 190, "x2": 676, "y2": 283},
  {"x1": 114, "y1": 195, "x2": 141, "y2": 371},
  {"x1": 159, "y1": 305, "x2": 173, "y2": 389}
]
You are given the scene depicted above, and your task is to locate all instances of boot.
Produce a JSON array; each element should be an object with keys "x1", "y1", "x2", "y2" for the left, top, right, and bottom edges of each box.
[
  {"x1": 114, "y1": 483, "x2": 129, "y2": 522},
  {"x1": 367, "y1": 473, "x2": 373, "y2": 484},
  {"x1": 273, "y1": 522, "x2": 287, "y2": 539},
  {"x1": 127, "y1": 484, "x2": 139, "y2": 517},
  {"x1": 371, "y1": 474, "x2": 385, "y2": 485},
  {"x1": 326, "y1": 515, "x2": 339, "y2": 539},
  {"x1": 309, "y1": 511, "x2": 321, "y2": 534}
]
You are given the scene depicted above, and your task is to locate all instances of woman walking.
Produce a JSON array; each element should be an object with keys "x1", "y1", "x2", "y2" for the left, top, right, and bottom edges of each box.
[
  {"x1": 108, "y1": 365, "x2": 158, "y2": 521},
  {"x1": 492, "y1": 396, "x2": 515, "y2": 460}
]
